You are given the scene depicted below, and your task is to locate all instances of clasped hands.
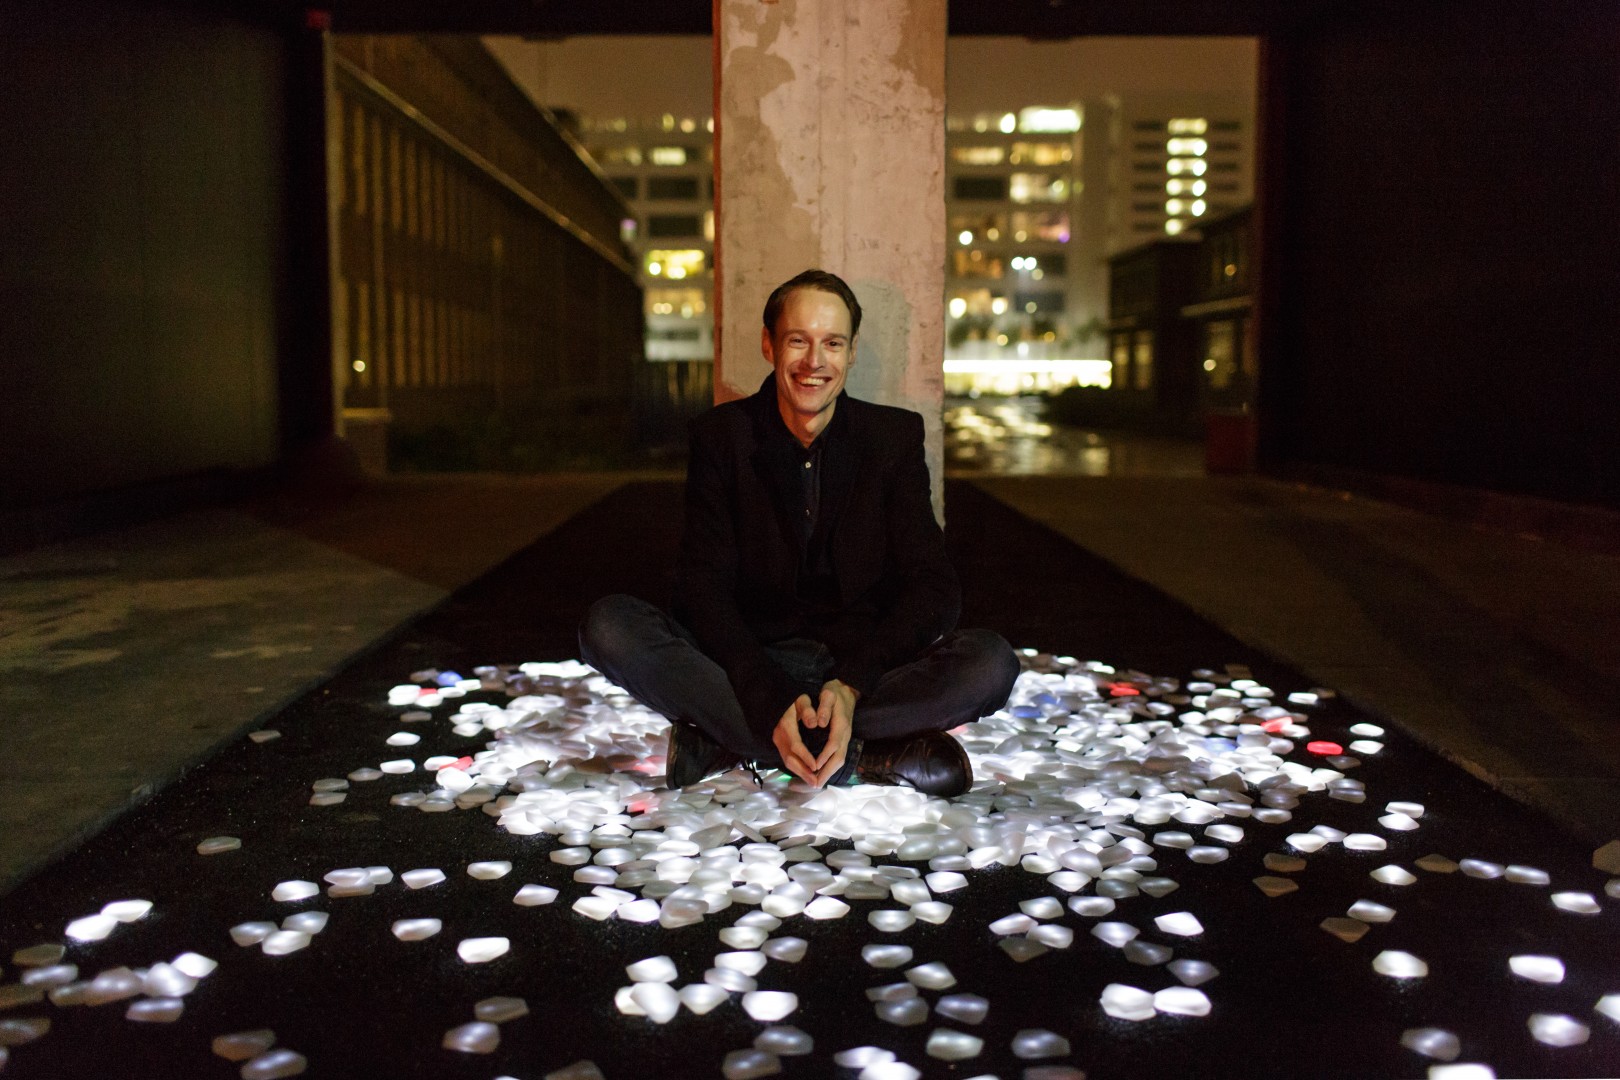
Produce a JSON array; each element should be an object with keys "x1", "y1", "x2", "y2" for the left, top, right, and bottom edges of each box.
[{"x1": 771, "y1": 679, "x2": 858, "y2": 788}]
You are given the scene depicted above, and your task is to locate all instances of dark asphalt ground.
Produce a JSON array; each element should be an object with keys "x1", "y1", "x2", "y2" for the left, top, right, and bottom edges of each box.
[{"x1": 0, "y1": 481, "x2": 1615, "y2": 1079}]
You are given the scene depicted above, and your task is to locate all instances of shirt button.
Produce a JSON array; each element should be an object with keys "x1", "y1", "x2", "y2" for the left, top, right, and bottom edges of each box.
[{"x1": 803, "y1": 461, "x2": 812, "y2": 469}]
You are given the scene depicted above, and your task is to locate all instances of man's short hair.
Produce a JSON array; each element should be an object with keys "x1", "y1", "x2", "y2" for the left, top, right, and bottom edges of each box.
[{"x1": 762, "y1": 269, "x2": 863, "y2": 339}]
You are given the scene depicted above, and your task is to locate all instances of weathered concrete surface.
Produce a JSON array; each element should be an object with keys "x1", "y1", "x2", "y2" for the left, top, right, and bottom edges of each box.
[{"x1": 716, "y1": 0, "x2": 948, "y2": 513}]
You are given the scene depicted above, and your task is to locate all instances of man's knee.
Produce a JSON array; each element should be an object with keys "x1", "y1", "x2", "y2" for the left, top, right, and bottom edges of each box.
[
  {"x1": 578, "y1": 593, "x2": 649, "y2": 669},
  {"x1": 956, "y1": 628, "x2": 1021, "y2": 709}
]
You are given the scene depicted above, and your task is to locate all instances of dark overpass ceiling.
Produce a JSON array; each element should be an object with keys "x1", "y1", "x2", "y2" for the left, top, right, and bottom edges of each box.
[{"x1": 235, "y1": 0, "x2": 1345, "y2": 36}]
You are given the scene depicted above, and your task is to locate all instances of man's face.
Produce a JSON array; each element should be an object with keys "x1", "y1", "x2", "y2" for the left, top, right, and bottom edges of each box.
[{"x1": 763, "y1": 287, "x2": 856, "y2": 426}]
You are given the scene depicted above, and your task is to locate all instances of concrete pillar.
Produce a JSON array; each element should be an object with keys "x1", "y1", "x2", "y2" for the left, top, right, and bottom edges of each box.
[{"x1": 715, "y1": 0, "x2": 948, "y2": 515}]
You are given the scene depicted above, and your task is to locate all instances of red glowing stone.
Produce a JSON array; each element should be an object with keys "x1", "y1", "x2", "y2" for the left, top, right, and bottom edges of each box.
[
  {"x1": 444, "y1": 756, "x2": 474, "y2": 771},
  {"x1": 1306, "y1": 741, "x2": 1343, "y2": 756},
  {"x1": 1107, "y1": 683, "x2": 1141, "y2": 697},
  {"x1": 1261, "y1": 718, "x2": 1289, "y2": 733}
]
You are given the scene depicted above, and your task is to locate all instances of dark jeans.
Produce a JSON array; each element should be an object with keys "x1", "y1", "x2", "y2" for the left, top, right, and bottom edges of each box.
[{"x1": 578, "y1": 593, "x2": 1021, "y2": 769}]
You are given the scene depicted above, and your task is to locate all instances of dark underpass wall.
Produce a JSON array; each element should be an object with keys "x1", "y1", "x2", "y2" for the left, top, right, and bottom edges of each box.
[
  {"x1": 1264, "y1": 0, "x2": 1620, "y2": 508},
  {"x1": 0, "y1": 0, "x2": 290, "y2": 511}
]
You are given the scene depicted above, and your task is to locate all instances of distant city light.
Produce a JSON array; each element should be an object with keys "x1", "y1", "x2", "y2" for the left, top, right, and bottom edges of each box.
[
  {"x1": 999, "y1": 113, "x2": 1017, "y2": 134},
  {"x1": 991, "y1": 297, "x2": 1009, "y2": 315},
  {"x1": 1018, "y1": 107, "x2": 1081, "y2": 134},
  {"x1": 959, "y1": 230, "x2": 974, "y2": 246},
  {"x1": 1168, "y1": 117, "x2": 1209, "y2": 135},
  {"x1": 1192, "y1": 199, "x2": 1208, "y2": 216},
  {"x1": 648, "y1": 146, "x2": 687, "y2": 166},
  {"x1": 352, "y1": 360, "x2": 365, "y2": 372},
  {"x1": 1165, "y1": 220, "x2": 1185, "y2": 235},
  {"x1": 949, "y1": 297, "x2": 968, "y2": 319}
]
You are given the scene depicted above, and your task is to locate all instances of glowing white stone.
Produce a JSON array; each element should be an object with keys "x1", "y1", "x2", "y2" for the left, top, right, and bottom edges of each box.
[
  {"x1": 627, "y1": 956, "x2": 677, "y2": 983},
  {"x1": 1504, "y1": 865, "x2": 1549, "y2": 886},
  {"x1": 1154, "y1": 911, "x2": 1203, "y2": 936},
  {"x1": 1372, "y1": 950, "x2": 1428, "y2": 978},
  {"x1": 863, "y1": 945, "x2": 913, "y2": 969},
  {"x1": 171, "y1": 953, "x2": 217, "y2": 979},
  {"x1": 926, "y1": 1027, "x2": 984, "y2": 1060},
  {"x1": 1379, "y1": 813, "x2": 1420, "y2": 832},
  {"x1": 1594, "y1": 993, "x2": 1620, "y2": 1022},
  {"x1": 1287, "y1": 834, "x2": 1327, "y2": 854},
  {"x1": 443, "y1": 1021, "x2": 500, "y2": 1053},
  {"x1": 401, "y1": 868, "x2": 445, "y2": 889},
  {"x1": 1030, "y1": 924, "x2": 1075, "y2": 949},
  {"x1": 1372, "y1": 865, "x2": 1418, "y2": 886},
  {"x1": 11, "y1": 944, "x2": 64, "y2": 967},
  {"x1": 475, "y1": 996, "x2": 529, "y2": 1023},
  {"x1": 715, "y1": 951, "x2": 767, "y2": 976},
  {"x1": 754, "y1": 1026, "x2": 813, "y2": 1056},
  {"x1": 1254, "y1": 876, "x2": 1299, "y2": 897},
  {"x1": 467, "y1": 861, "x2": 513, "y2": 880},
  {"x1": 803, "y1": 896, "x2": 849, "y2": 920},
  {"x1": 1092, "y1": 922, "x2": 1138, "y2": 947},
  {"x1": 1347, "y1": 900, "x2": 1395, "y2": 923},
  {"x1": 1099, "y1": 984, "x2": 1155, "y2": 1022},
  {"x1": 742, "y1": 990, "x2": 798, "y2": 1021},
  {"x1": 925, "y1": 871, "x2": 967, "y2": 893},
  {"x1": 679, "y1": 983, "x2": 729, "y2": 1015},
  {"x1": 261, "y1": 931, "x2": 311, "y2": 956},
  {"x1": 720, "y1": 1049, "x2": 781, "y2": 1080},
  {"x1": 1527, "y1": 1013, "x2": 1588, "y2": 1047},
  {"x1": 905, "y1": 962, "x2": 956, "y2": 990},
  {"x1": 1139, "y1": 877, "x2": 1180, "y2": 898},
  {"x1": 391, "y1": 918, "x2": 441, "y2": 941},
  {"x1": 1187, "y1": 846, "x2": 1229, "y2": 864},
  {"x1": 1019, "y1": 896, "x2": 1063, "y2": 920},
  {"x1": 990, "y1": 913, "x2": 1037, "y2": 936},
  {"x1": 126, "y1": 996, "x2": 183, "y2": 1023},
  {"x1": 1509, "y1": 955, "x2": 1564, "y2": 983},
  {"x1": 198, "y1": 836, "x2": 241, "y2": 855},
  {"x1": 240, "y1": 1049, "x2": 308, "y2": 1079},
  {"x1": 1169, "y1": 959, "x2": 1219, "y2": 986},
  {"x1": 936, "y1": 993, "x2": 989, "y2": 1025},
  {"x1": 762, "y1": 937, "x2": 807, "y2": 963},
  {"x1": 1069, "y1": 896, "x2": 1115, "y2": 917},
  {"x1": 386, "y1": 731, "x2": 420, "y2": 746},
  {"x1": 230, "y1": 921, "x2": 276, "y2": 946},
  {"x1": 876, "y1": 996, "x2": 930, "y2": 1026},
  {"x1": 142, "y1": 963, "x2": 197, "y2": 998},
  {"x1": 572, "y1": 895, "x2": 617, "y2": 920},
  {"x1": 1458, "y1": 859, "x2": 1503, "y2": 879},
  {"x1": 64, "y1": 915, "x2": 117, "y2": 943},
  {"x1": 720, "y1": 926, "x2": 768, "y2": 950},
  {"x1": 614, "y1": 987, "x2": 646, "y2": 1016},
  {"x1": 1400, "y1": 1027, "x2": 1460, "y2": 1061},
  {"x1": 379, "y1": 759, "x2": 415, "y2": 774},
  {"x1": 1154, "y1": 986, "x2": 1211, "y2": 1016},
  {"x1": 457, "y1": 937, "x2": 510, "y2": 964},
  {"x1": 1550, "y1": 891, "x2": 1599, "y2": 914},
  {"x1": 1344, "y1": 833, "x2": 1387, "y2": 852},
  {"x1": 630, "y1": 983, "x2": 680, "y2": 1024},
  {"x1": 911, "y1": 901, "x2": 954, "y2": 925},
  {"x1": 83, "y1": 967, "x2": 142, "y2": 1005},
  {"x1": 515, "y1": 884, "x2": 559, "y2": 906},
  {"x1": 213, "y1": 1030, "x2": 276, "y2": 1061},
  {"x1": 282, "y1": 911, "x2": 328, "y2": 935},
  {"x1": 868, "y1": 909, "x2": 915, "y2": 933},
  {"x1": 1206, "y1": 824, "x2": 1244, "y2": 844},
  {"x1": 271, "y1": 881, "x2": 318, "y2": 902}
]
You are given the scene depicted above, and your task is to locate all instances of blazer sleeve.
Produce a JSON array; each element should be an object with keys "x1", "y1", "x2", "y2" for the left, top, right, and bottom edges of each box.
[
  {"x1": 672, "y1": 420, "x2": 803, "y2": 736},
  {"x1": 831, "y1": 410, "x2": 961, "y2": 697}
]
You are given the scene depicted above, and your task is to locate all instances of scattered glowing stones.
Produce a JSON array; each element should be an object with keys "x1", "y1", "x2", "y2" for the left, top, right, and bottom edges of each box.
[
  {"x1": 1287, "y1": 833, "x2": 1328, "y2": 854},
  {"x1": 390, "y1": 918, "x2": 441, "y2": 941},
  {"x1": 626, "y1": 956, "x2": 677, "y2": 984},
  {"x1": 1069, "y1": 897, "x2": 1115, "y2": 917},
  {"x1": 402, "y1": 868, "x2": 445, "y2": 889},
  {"x1": 761, "y1": 937, "x2": 807, "y2": 963},
  {"x1": 1379, "y1": 813, "x2": 1420, "y2": 832},
  {"x1": 720, "y1": 1049, "x2": 782, "y2": 1080},
  {"x1": 1092, "y1": 922, "x2": 1138, "y2": 947},
  {"x1": 456, "y1": 937, "x2": 510, "y2": 964},
  {"x1": 1527, "y1": 1013, "x2": 1588, "y2": 1047},
  {"x1": 474, "y1": 996, "x2": 529, "y2": 1023},
  {"x1": 990, "y1": 913, "x2": 1037, "y2": 936},
  {"x1": 261, "y1": 931, "x2": 311, "y2": 956},
  {"x1": 679, "y1": 983, "x2": 728, "y2": 1015},
  {"x1": 1343, "y1": 833, "x2": 1387, "y2": 852},
  {"x1": 755, "y1": 1026, "x2": 812, "y2": 1056},
  {"x1": 64, "y1": 915, "x2": 117, "y2": 943},
  {"x1": 1504, "y1": 865, "x2": 1549, "y2": 886},
  {"x1": 1508, "y1": 955, "x2": 1564, "y2": 984},
  {"x1": 1401, "y1": 1028, "x2": 1460, "y2": 1061},
  {"x1": 868, "y1": 910, "x2": 915, "y2": 933},
  {"x1": 1373, "y1": 950, "x2": 1429, "y2": 978},
  {"x1": 630, "y1": 983, "x2": 679, "y2": 1023},
  {"x1": 1169, "y1": 959, "x2": 1219, "y2": 986},
  {"x1": 240, "y1": 1049, "x2": 308, "y2": 1079},
  {"x1": 229, "y1": 921, "x2": 276, "y2": 946},
  {"x1": 742, "y1": 990, "x2": 798, "y2": 1021},
  {"x1": 515, "y1": 884, "x2": 559, "y2": 906},
  {"x1": 1372, "y1": 865, "x2": 1418, "y2": 885},
  {"x1": 905, "y1": 962, "x2": 956, "y2": 990},
  {"x1": 1594, "y1": 993, "x2": 1620, "y2": 1023}
]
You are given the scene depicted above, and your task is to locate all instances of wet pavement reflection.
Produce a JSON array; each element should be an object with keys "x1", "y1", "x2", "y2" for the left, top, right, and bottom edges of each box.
[{"x1": 944, "y1": 396, "x2": 1204, "y2": 477}]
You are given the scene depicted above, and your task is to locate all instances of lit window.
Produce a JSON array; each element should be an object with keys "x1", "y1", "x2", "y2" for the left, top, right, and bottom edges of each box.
[
  {"x1": 661, "y1": 113, "x2": 675, "y2": 131},
  {"x1": 999, "y1": 113, "x2": 1017, "y2": 133},
  {"x1": 679, "y1": 117, "x2": 696, "y2": 133},
  {"x1": 646, "y1": 249, "x2": 706, "y2": 279},
  {"x1": 1168, "y1": 117, "x2": 1209, "y2": 135},
  {"x1": 1191, "y1": 200, "x2": 1208, "y2": 216},
  {"x1": 1166, "y1": 138, "x2": 1209, "y2": 156},
  {"x1": 647, "y1": 288, "x2": 706, "y2": 318},
  {"x1": 703, "y1": 211, "x2": 714, "y2": 242},
  {"x1": 649, "y1": 146, "x2": 688, "y2": 166},
  {"x1": 1166, "y1": 199, "x2": 1185, "y2": 215},
  {"x1": 1010, "y1": 142, "x2": 1072, "y2": 166},
  {"x1": 1017, "y1": 107, "x2": 1080, "y2": 133},
  {"x1": 991, "y1": 297, "x2": 1009, "y2": 315},
  {"x1": 948, "y1": 297, "x2": 967, "y2": 319},
  {"x1": 1166, "y1": 159, "x2": 1209, "y2": 177},
  {"x1": 1164, "y1": 220, "x2": 1185, "y2": 235},
  {"x1": 972, "y1": 116, "x2": 990, "y2": 133},
  {"x1": 951, "y1": 145, "x2": 1005, "y2": 166},
  {"x1": 597, "y1": 146, "x2": 643, "y2": 167},
  {"x1": 958, "y1": 230, "x2": 974, "y2": 246},
  {"x1": 1009, "y1": 173, "x2": 1067, "y2": 204}
]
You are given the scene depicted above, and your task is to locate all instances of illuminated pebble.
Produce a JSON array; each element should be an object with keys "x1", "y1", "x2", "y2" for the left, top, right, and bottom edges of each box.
[
  {"x1": 1069, "y1": 897, "x2": 1115, "y2": 917},
  {"x1": 308, "y1": 792, "x2": 345, "y2": 807},
  {"x1": 890, "y1": 880, "x2": 930, "y2": 906},
  {"x1": 1155, "y1": 911, "x2": 1203, "y2": 936},
  {"x1": 347, "y1": 768, "x2": 383, "y2": 781},
  {"x1": 240, "y1": 1049, "x2": 308, "y2": 1079},
  {"x1": 1030, "y1": 924, "x2": 1074, "y2": 949},
  {"x1": 213, "y1": 1030, "x2": 276, "y2": 1061},
  {"x1": 456, "y1": 937, "x2": 510, "y2": 964},
  {"x1": 1426, "y1": 1065, "x2": 1494, "y2": 1080},
  {"x1": 402, "y1": 868, "x2": 445, "y2": 889},
  {"x1": 82, "y1": 967, "x2": 142, "y2": 1005},
  {"x1": 1139, "y1": 877, "x2": 1180, "y2": 898},
  {"x1": 443, "y1": 1021, "x2": 500, "y2": 1053},
  {"x1": 1287, "y1": 834, "x2": 1328, "y2": 854},
  {"x1": 310, "y1": 778, "x2": 348, "y2": 793},
  {"x1": 1013, "y1": 1027, "x2": 1073, "y2": 1057},
  {"x1": 926, "y1": 1027, "x2": 984, "y2": 1060},
  {"x1": 1154, "y1": 831, "x2": 1195, "y2": 849},
  {"x1": 803, "y1": 896, "x2": 849, "y2": 920},
  {"x1": 1608, "y1": 879, "x2": 1620, "y2": 898},
  {"x1": 1254, "y1": 876, "x2": 1299, "y2": 897},
  {"x1": 1306, "y1": 741, "x2": 1342, "y2": 755},
  {"x1": 379, "y1": 759, "x2": 414, "y2": 774},
  {"x1": 572, "y1": 896, "x2": 617, "y2": 920},
  {"x1": 1550, "y1": 892, "x2": 1599, "y2": 914},
  {"x1": 868, "y1": 910, "x2": 914, "y2": 933},
  {"x1": 391, "y1": 918, "x2": 441, "y2": 941},
  {"x1": 247, "y1": 730, "x2": 281, "y2": 743},
  {"x1": 1124, "y1": 940, "x2": 1173, "y2": 966},
  {"x1": 261, "y1": 930, "x2": 310, "y2": 956},
  {"x1": 390, "y1": 793, "x2": 425, "y2": 807},
  {"x1": 1594, "y1": 840, "x2": 1620, "y2": 874},
  {"x1": 1400, "y1": 1027, "x2": 1460, "y2": 1061},
  {"x1": 925, "y1": 871, "x2": 967, "y2": 893},
  {"x1": 990, "y1": 913, "x2": 1037, "y2": 936},
  {"x1": 834, "y1": 1046, "x2": 894, "y2": 1069},
  {"x1": 1344, "y1": 833, "x2": 1387, "y2": 852},
  {"x1": 761, "y1": 937, "x2": 806, "y2": 963},
  {"x1": 1097, "y1": 879, "x2": 1140, "y2": 898},
  {"x1": 1154, "y1": 986, "x2": 1211, "y2": 1016},
  {"x1": 1347, "y1": 900, "x2": 1395, "y2": 923},
  {"x1": 715, "y1": 951, "x2": 766, "y2": 976},
  {"x1": 1099, "y1": 983, "x2": 1155, "y2": 1022},
  {"x1": 1348, "y1": 737, "x2": 1384, "y2": 754},
  {"x1": 1379, "y1": 814, "x2": 1420, "y2": 831},
  {"x1": 385, "y1": 732, "x2": 419, "y2": 747},
  {"x1": 720, "y1": 927, "x2": 767, "y2": 949},
  {"x1": 11, "y1": 944, "x2": 64, "y2": 967},
  {"x1": 999, "y1": 937, "x2": 1050, "y2": 962},
  {"x1": 755, "y1": 1026, "x2": 813, "y2": 1056},
  {"x1": 197, "y1": 836, "x2": 242, "y2": 855},
  {"x1": 1372, "y1": 865, "x2": 1418, "y2": 886},
  {"x1": 1504, "y1": 865, "x2": 1549, "y2": 886},
  {"x1": 911, "y1": 901, "x2": 953, "y2": 924},
  {"x1": 1206, "y1": 824, "x2": 1244, "y2": 844},
  {"x1": 1263, "y1": 853, "x2": 1307, "y2": 873},
  {"x1": 630, "y1": 983, "x2": 680, "y2": 1023},
  {"x1": 139, "y1": 963, "x2": 195, "y2": 1000},
  {"x1": 271, "y1": 881, "x2": 318, "y2": 902},
  {"x1": 679, "y1": 983, "x2": 729, "y2": 1015},
  {"x1": 863, "y1": 945, "x2": 913, "y2": 969},
  {"x1": 1415, "y1": 854, "x2": 1458, "y2": 873},
  {"x1": 169, "y1": 953, "x2": 216, "y2": 980},
  {"x1": 1022, "y1": 854, "x2": 1061, "y2": 874},
  {"x1": 229, "y1": 921, "x2": 276, "y2": 946},
  {"x1": 515, "y1": 884, "x2": 559, "y2": 907},
  {"x1": 626, "y1": 956, "x2": 677, "y2": 983},
  {"x1": 905, "y1": 962, "x2": 956, "y2": 990},
  {"x1": 720, "y1": 1049, "x2": 781, "y2": 1080},
  {"x1": 1373, "y1": 950, "x2": 1428, "y2": 978},
  {"x1": 614, "y1": 987, "x2": 645, "y2": 1016},
  {"x1": 1312, "y1": 825, "x2": 1347, "y2": 843},
  {"x1": 1019, "y1": 896, "x2": 1064, "y2": 920},
  {"x1": 1594, "y1": 993, "x2": 1620, "y2": 1022},
  {"x1": 282, "y1": 912, "x2": 328, "y2": 935},
  {"x1": 1321, "y1": 917, "x2": 1370, "y2": 943},
  {"x1": 1458, "y1": 859, "x2": 1504, "y2": 879},
  {"x1": 64, "y1": 915, "x2": 117, "y2": 942},
  {"x1": 20, "y1": 964, "x2": 77, "y2": 989},
  {"x1": 323, "y1": 868, "x2": 369, "y2": 888},
  {"x1": 761, "y1": 894, "x2": 806, "y2": 918},
  {"x1": 742, "y1": 990, "x2": 798, "y2": 1021},
  {"x1": 1092, "y1": 922, "x2": 1138, "y2": 947},
  {"x1": 936, "y1": 993, "x2": 989, "y2": 1025},
  {"x1": 474, "y1": 996, "x2": 528, "y2": 1023},
  {"x1": 0, "y1": 1017, "x2": 50, "y2": 1044},
  {"x1": 1509, "y1": 955, "x2": 1563, "y2": 983},
  {"x1": 1169, "y1": 959, "x2": 1219, "y2": 986},
  {"x1": 1527, "y1": 1013, "x2": 1588, "y2": 1047},
  {"x1": 1188, "y1": 846, "x2": 1229, "y2": 864},
  {"x1": 867, "y1": 982, "x2": 918, "y2": 1003},
  {"x1": 467, "y1": 861, "x2": 512, "y2": 880}
]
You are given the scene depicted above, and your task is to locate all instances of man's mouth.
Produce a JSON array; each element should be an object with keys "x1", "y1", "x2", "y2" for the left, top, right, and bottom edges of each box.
[{"x1": 793, "y1": 375, "x2": 828, "y2": 388}]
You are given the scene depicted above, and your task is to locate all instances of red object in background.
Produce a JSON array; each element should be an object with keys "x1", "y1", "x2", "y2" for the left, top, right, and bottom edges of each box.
[
  {"x1": 1107, "y1": 683, "x2": 1141, "y2": 697},
  {"x1": 443, "y1": 757, "x2": 474, "y2": 771},
  {"x1": 1261, "y1": 718, "x2": 1289, "y2": 733},
  {"x1": 1306, "y1": 741, "x2": 1343, "y2": 756},
  {"x1": 305, "y1": 9, "x2": 331, "y2": 30}
]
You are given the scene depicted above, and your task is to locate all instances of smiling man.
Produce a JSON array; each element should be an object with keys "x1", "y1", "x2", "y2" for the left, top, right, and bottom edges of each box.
[{"x1": 581, "y1": 269, "x2": 1019, "y2": 795}]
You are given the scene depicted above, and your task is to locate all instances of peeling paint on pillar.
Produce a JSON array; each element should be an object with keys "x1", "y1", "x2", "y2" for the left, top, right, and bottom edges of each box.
[{"x1": 716, "y1": 0, "x2": 948, "y2": 518}]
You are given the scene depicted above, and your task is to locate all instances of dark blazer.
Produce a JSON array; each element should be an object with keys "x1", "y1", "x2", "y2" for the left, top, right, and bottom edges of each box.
[{"x1": 673, "y1": 374, "x2": 961, "y2": 734}]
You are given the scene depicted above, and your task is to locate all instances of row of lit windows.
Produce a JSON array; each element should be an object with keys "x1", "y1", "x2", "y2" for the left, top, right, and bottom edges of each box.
[
  {"x1": 581, "y1": 116, "x2": 714, "y2": 135},
  {"x1": 952, "y1": 174, "x2": 1070, "y2": 204},
  {"x1": 949, "y1": 142, "x2": 1074, "y2": 167},
  {"x1": 945, "y1": 107, "x2": 1082, "y2": 135},
  {"x1": 592, "y1": 144, "x2": 711, "y2": 168},
  {"x1": 948, "y1": 292, "x2": 1067, "y2": 318},
  {"x1": 949, "y1": 209, "x2": 1071, "y2": 245},
  {"x1": 645, "y1": 249, "x2": 706, "y2": 279},
  {"x1": 950, "y1": 250, "x2": 1073, "y2": 281},
  {"x1": 1133, "y1": 118, "x2": 1242, "y2": 133}
]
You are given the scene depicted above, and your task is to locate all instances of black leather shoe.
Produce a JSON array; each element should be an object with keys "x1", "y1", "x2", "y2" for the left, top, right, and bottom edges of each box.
[
  {"x1": 664, "y1": 722, "x2": 741, "y2": 789},
  {"x1": 853, "y1": 731, "x2": 972, "y2": 797}
]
